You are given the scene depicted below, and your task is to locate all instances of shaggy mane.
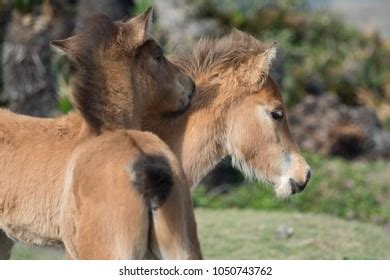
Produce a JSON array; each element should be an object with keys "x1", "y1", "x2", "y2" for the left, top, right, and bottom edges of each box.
[
  {"x1": 72, "y1": 14, "x2": 118, "y2": 133},
  {"x1": 171, "y1": 30, "x2": 271, "y2": 80}
]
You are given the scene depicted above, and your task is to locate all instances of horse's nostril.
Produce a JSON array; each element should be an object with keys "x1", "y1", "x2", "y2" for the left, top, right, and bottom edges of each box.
[{"x1": 289, "y1": 177, "x2": 307, "y2": 194}]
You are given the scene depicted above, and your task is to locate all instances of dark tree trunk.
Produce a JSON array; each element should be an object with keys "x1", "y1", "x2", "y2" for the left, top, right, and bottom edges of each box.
[
  {"x1": 0, "y1": 1, "x2": 11, "y2": 105},
  {"x1": 2, "y1": 1, "x2": 74, "y2": 117},
  {"x1": 75, "y1": 0, "x2": 134, "y2": 31}
]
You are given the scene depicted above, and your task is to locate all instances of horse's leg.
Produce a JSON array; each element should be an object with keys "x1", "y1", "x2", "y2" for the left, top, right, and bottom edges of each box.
[
  {"x1": 62, "y1": 213, "x2": 150, "y2": 260},
  {"x1": 149, "y1": 181, "x2": 202, "y2": 260},
  {"x1": 73, "y1": 209, "x2": 149, "y2": 260},
  {"x1": 0, "y1": 230, "x2": 14, "y2": 260},
  {"x1": 61, "y1": 187, "x2": 150, "y2": 260}
]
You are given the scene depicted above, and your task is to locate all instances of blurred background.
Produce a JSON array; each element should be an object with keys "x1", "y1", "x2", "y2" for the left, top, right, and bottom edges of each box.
[{"x1": 0, "y1": 0, "x2": 389, "y2": 259}]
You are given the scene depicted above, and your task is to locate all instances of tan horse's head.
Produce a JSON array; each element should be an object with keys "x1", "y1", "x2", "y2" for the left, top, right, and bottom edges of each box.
[
  {"x1": 173, "y1": 31, "x2": 311, "y2": 198},
  {"x1": 225, "y1": 77, "x2": 311, "y2": 198},
  {"x1": 223, "y1": 34, "x2": 311, "y2": 198},
  {"x1": 51, "y1": 7, "x2": 194, "y2": 132}
]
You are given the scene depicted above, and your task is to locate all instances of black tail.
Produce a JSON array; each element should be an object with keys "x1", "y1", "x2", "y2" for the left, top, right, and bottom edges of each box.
[{"x1": 131, "y1": 154, "x2": 173, "y2": 210}]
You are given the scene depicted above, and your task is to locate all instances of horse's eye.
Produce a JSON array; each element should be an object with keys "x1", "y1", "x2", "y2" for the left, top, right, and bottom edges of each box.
[{"x1": 271, "y1": 110, "x2": 283, "y2": 120}]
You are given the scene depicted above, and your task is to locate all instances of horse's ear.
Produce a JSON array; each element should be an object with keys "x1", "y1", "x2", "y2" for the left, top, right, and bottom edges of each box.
[
  {"x1": 122, "y1": 7, "x2": 153, "y2": 46},
  {"x1": 241, "y1": 43, "x2": 277, "y2": 85},
  {"x1": 50, "y1": 36, "x2": 81, "y2": 61}
]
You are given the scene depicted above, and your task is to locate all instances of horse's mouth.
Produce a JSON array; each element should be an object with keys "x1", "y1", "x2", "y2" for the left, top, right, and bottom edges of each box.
[
  {"x1": 161, "y1": 101, "x2": 191, "y2": 118},
  {"x1": 178, "y1": 100, "x2": 191, "y2": 113},
  {"x1": 162, "y1": 87, "x2": 195, "y2": 118}
]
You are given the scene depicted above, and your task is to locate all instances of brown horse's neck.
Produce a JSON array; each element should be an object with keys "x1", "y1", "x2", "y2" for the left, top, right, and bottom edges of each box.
[
  {"x1": 103, "y1": 65, "x2": 142, "y2": 130},
  {"x1": 143, "y1": 84, "x2": 226, "y2": 186},
  {"x1": 73, "y1": 56, "x2": 140, "y2": 133}
]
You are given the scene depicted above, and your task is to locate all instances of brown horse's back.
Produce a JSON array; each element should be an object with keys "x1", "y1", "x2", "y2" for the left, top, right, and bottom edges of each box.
[
  {"x1": 60, "y1": 130, "x2": 194, "y2": 259},
  {"x1": 60, "y1": 130, "x2": 173, "y2": 259},
  {"x1": 60, "y1": 131, "x2": 149, "y2": 259}
]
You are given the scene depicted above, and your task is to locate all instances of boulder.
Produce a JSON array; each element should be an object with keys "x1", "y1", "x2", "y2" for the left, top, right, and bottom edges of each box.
[{"x1": 289, "y1": 93, "x2": 390, "y2": 159}]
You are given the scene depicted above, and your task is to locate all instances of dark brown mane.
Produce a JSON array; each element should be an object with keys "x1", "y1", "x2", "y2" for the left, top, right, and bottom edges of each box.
[
  {"x1": 75, "y1": 14, "x2": 117, "y2": 58},
  {"x1": 72, "y1": 14, "x2": 118, "y2": 133},
  {"x1": 171, "y1": 30, "x2": 269, "y2": 80}
]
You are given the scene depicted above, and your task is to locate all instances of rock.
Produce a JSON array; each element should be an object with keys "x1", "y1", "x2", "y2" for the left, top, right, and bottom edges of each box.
[
  {"x1": 289, "y1": 93, "x2": 390, "y2": 159},
  {"x1": 276, "y1": 225, "x2": 294, "y2": 239}
]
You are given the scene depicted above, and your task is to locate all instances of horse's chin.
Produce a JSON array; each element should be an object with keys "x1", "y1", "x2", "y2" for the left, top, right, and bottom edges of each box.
[{"x1": 274, "y1": 177, "x2": 293, "y2": 199}]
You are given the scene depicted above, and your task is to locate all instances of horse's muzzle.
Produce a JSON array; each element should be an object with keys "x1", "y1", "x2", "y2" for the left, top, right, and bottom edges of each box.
[{"x1": 290, "y1": 170, "x2": 311, "y2": 194}]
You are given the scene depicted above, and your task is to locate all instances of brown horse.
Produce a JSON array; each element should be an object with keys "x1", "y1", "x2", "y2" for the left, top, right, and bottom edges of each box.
[
  {"x1": 60, "y1": 129, "x2": 201, "y2": 259},
  {"x1": 50, "y1": 8, "x2": 195, "y2": 132},
  {"x1": 0, "y1": 8, "x2": 200, "y2": 259}
]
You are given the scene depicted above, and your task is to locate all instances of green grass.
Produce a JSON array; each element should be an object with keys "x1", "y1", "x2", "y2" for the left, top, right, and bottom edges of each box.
[
  {"x1": 11, "y1": 209, "x2": 390, "y2": 260},
  {"x1": 193, "y1": 153, "x2": 390, "y2": 225},
  {"x1": 11, "y1": 244, "x2": 64, "y2": 260},
  {"x1": 196, "y1": 209, "x2": 390, "y2": 259}
]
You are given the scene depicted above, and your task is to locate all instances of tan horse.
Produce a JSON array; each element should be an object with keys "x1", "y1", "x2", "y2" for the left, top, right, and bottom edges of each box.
[
  {"x1": 143, "y1": 31, "x2": 311, "y2": 253},
  {"x1": 0, "y1": 8, "x2": 201, "y2": 259},
  {"x1": 144, "y1": 30, "x2": 311, "y2": 195}
]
